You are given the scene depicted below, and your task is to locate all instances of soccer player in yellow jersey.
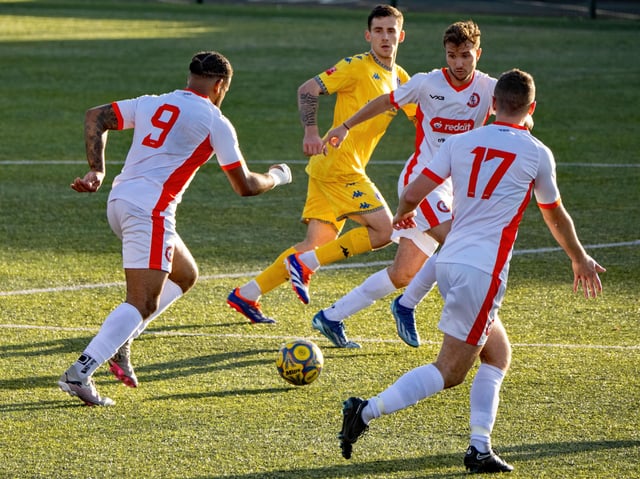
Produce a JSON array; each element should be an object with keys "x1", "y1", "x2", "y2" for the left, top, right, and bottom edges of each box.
[{"x1": 228, "y1": 5, "x2": 415, "y2": 332}]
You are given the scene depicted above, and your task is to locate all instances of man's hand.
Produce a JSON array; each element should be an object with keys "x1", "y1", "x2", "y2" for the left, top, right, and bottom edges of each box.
[
  {"x1": 322, "y1": 124, "x2": 350, "y2": 151},
  {"x1": 392, "y1": 210, "x2": 417, "y2": 230},
  {"x1": 302, "y1": 131, "x2": 325, "y2": 157},
  {"x1": 572, "y1": 255, "x2": 606, "y2": 299},
  {"x1": 71, "y1": 170, "x2": 105, "y2": 193}
]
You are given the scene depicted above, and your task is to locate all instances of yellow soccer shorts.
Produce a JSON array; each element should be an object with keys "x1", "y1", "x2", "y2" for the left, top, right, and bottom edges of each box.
[{"x1": 301, "y1": 176, "x2": 390, "y2": 232}]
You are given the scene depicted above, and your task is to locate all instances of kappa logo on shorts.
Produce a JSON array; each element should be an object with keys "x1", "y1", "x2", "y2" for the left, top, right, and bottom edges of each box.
[
  {"x1": 352, "y1": 190, "x2": 364, "y2": 198},
  {"x1": 359, "y1": 202, "x2": 372, "y2": 210}
]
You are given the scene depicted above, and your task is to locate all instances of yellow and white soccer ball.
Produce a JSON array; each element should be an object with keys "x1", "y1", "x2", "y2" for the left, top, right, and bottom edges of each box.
[{"x1": 275, "y1": 339, "x2": 324, "y2": 386}]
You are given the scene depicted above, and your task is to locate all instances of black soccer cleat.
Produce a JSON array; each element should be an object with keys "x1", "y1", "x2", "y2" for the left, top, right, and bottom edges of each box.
[
  {"x1": 338, "y1": 397, "x2": 369, "y2": 459},
  {"x1": 464, "y1": 445, "x2": 514, "y2": 473}
]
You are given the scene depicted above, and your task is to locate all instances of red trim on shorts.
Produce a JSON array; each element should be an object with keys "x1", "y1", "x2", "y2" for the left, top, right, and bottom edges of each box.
[
  {"x1": 149, "y1": 136, "x2": 213, "y2": 269},
  {"x1": 467, "y1": 181, "x2": 535, "y2": 345},
  {"x1": 418, "y1": 197, "x2": 438, "y2": 227},
  {"x1": 467, "y1": 275, "x2": 502, "y2": 345},
  {"x1": 149, "y1": 214, "x2": 166, "y2": 270}
]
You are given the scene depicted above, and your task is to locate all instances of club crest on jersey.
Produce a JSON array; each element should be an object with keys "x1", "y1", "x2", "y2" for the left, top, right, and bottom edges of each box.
[
  {"x1": 325, "y1": 66, "x2": 337, "y2": 75},
  {"x1": 467, "y1": 92, "x2": 480, "y2": 108}
]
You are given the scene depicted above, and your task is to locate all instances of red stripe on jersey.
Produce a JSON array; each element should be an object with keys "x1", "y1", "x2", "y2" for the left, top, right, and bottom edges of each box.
[
  {"x1": 148, "y1": 136, "x2": 213, "y2": 269},
  {"x1": 421, "y1": 167, "x2": 446, "y2": 184},
  {"x1": 492, "y1": 180, "x2": 534, "y2": 278},
  {"x1": 538, "y1": 198, "x2": 561, "y2": 209},
  {"x1": 112, "y1": 102, "x2": 124, "y2": 130},
  {"x1": 466, "y1": 180, "x2": 535, "y2": 345},
  {"x1": 221, "y1": 160, "x2": 243, "y2": 171},
  {"x1": 402, "y1": 106, "x2": 426, "y2": 186}
]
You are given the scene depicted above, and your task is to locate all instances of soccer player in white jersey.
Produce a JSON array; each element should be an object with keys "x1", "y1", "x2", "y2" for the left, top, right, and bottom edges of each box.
[
  {"x1": 58, "y1": 51, "x2": 292, "y2": 406},
  {"x1": 337, "y1": 69, "x2": 605, "y2": 473},
  {"x1": 318, "y1": 20, "x2": 497, "y2": 348}
]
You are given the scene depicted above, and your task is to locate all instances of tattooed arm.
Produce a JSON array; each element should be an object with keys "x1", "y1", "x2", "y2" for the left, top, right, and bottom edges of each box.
[
  {"x1": 71, "y1": 104, "x2": 118, "y2": 193},
  {"x1": 297, "y1": 78, "x2": 325, "y2": 157}
]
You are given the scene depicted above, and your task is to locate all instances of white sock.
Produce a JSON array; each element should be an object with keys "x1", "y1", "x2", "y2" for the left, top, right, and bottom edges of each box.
[
  {"x1": 361, "y1": 363, "x2": 444, "y2": 423},
  {"x1": 323, "y1": 269, "x2": 396, "y2": 322},
  {"x1": 469, "y1": 363, "x2": 506, "y2": 452},
  {"x1": 131, "y1": 279, "x2": 184, "y2": 339},
  {"x1": 298, "y1": 250, "x2": 320, "y2": 271},
  {"x1": 73, "y1": 303, "x2": 143, "y2": 379},
  {"x1": 238, "y1": 280, "x2": 262, "y2": 303},
  {"x1": 399, "y1": 252, "x2": 438, "y2": 308}
]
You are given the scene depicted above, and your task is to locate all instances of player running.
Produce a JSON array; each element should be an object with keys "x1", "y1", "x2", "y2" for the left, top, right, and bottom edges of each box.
[
  {"x1": 227, "y1": 5, "x2": 415, "y2": 329},
  {"x1": 316, "y1": 20, "x2": 500, "y2": 348},
  {"x1": 338, "y1": 68, "x2": 604, "y2": 473},
  {"x1": 58, "y1": 51, "x2": 292, "y2": 406}
]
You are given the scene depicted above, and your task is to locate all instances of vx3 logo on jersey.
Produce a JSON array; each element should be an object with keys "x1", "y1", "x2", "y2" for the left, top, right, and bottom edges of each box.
[{"x1": 430, "y1": 94, "x2": 445, "y2": 100}]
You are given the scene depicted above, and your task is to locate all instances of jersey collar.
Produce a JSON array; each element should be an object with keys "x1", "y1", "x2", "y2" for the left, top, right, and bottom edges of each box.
[
  {"x1": 184, "y1": 88, "x2": 209, "y2": 99},
  {"x1": 369, "y1": 50, "x2": 393, "y2": 72},
  {"x1": 493, "y1": 121, "x2": 529, "y2": 130}
]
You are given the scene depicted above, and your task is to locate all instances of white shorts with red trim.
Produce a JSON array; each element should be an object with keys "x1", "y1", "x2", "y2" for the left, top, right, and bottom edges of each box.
[
  {"x1": 391, "y1": 178, "x2": 452, "y2": 256},
  {"x1": 435, "y1": 262, "x2": 506, "y2": 346},
  {"x1": 107, "y1": 198, "x2": 177, "y2": 272}
]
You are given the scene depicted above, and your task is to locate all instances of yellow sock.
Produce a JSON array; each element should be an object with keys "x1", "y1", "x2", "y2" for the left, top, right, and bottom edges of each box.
[
  {"x1": 315, "y1": 227, "x2": 372, "y2": 266},
  {"x1": 255, "y1": 247, "x2": 297, "y2": 295}
]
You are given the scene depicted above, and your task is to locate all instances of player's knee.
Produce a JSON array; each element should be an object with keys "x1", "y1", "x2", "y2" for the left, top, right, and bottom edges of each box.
[
  {"x1": 387, "y1": 269, "x2": 412, "y2": 288},
  {"x1": 136, "y1": 297, "x2": 161, "y2": 319},
  {"x1": 177, "y1": 268, "x2": 198, "y2": 293},
  {"x1": 387, "y1": 263, "x2": 417, "y2": 288}
]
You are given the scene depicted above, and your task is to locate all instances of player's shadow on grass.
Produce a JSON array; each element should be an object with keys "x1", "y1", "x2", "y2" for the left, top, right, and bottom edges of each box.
[
  {"x1": 134, "y1": 347, "x2": 275, "y2": 383},
  {"x1": 192, "y1": 439, "x2": 640, "y2": 479},
  {"x1": 0, "y1": 336, "x2": 94, "y2": 358}
]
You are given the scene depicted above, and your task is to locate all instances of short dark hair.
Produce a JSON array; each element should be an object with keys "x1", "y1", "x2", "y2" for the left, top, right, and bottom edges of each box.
[
  {"x1": 494, "y1": 68, "x2": 536, "y2": 115},
  {"x1": 368, "y1": 4, "x2": 403, "y2": 30},
  {"x1": 189, "y1": 51, "x2": 233, "y2": 80},
  {"x1": 443, "y1": 20, "x2": 481, "y2": 49}
]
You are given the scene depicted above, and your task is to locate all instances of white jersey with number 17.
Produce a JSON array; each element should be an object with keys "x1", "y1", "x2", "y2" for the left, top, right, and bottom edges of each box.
[
  {"x1": 109, "y1": 88, "x2": 244, "y2": 216},
  {"x1": 423, "y1": 122, "x2": 561, "y2": 281}
]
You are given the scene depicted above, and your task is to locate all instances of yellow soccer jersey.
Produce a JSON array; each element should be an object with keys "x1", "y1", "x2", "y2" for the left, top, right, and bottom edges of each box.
[{"x1": 307, "y1": 51, "x2": 415, "y2": 182}]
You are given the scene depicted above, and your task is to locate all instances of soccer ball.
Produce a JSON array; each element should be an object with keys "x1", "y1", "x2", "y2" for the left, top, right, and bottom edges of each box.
[{"x1": 275, "y1": 339, "x2": 324, "y2": 386}]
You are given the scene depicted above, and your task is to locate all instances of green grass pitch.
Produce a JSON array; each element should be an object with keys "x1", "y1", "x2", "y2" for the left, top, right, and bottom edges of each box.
[{"x1": 0, "y1": 1, "x2": 638, "y2": 478}]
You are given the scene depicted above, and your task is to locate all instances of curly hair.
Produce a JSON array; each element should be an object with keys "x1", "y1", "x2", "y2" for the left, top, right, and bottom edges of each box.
[{"x1": 443, "y1": 20, "x2": 481, "y2": 48}]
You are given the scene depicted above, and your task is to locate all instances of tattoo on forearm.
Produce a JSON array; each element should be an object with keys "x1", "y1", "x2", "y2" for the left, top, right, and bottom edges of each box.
[
  {"x1": 85, "y1": 105, "x2": 118, "y2": 171},
  {"x1": 299, "y1": 92, "x2": 319, "y2": 126}
]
